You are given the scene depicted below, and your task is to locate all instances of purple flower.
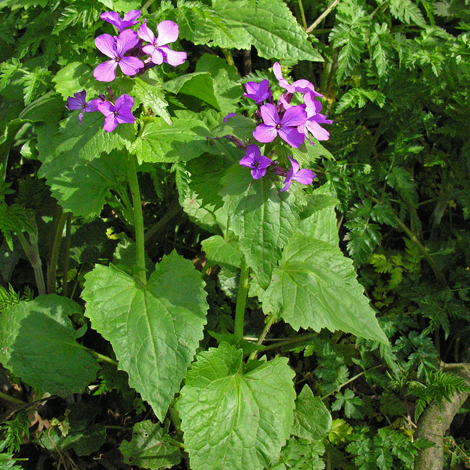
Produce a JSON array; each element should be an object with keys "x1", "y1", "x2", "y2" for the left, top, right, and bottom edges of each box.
[
  {"x1": 98, "y1": 94, "x2": 135, "y2": 132},
  {"x1": 100, "y1": 10, "x2": 141, "y2": 32},
  {"x1": 94, "y1": 29, "x2": 144, "y2": 82},
  {"x1": 280, "y1": 156, "x2": 315, "y2": 192},
  {"x1": 243, "y1": 79, "x2": 272, "y2": 104},
  {"x1": 273, "y1": 62, "x2": 321, "y2": 96},
  {"x1": 300, "y1": 92, "x2": 333, "y2": 142},
  {"x1": 223, "y1": 113, "x2": 236, "y2": 123},
  {"x1": 66, "y1": 90, "x2": 102, "y2": 124},
  {"x1": 239, "y1": 144, "x2": 272, "y2": 179},
  {"x1": 137, "y1": 20, "x2": 187, "y2": 67},
  {"x1": 253, "y1": 103, "x2": 307, "y2": 148}
]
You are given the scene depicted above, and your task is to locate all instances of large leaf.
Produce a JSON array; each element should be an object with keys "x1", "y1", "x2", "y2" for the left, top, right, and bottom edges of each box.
[
  {"x1": 260, "y1": 233, "x2": 388, "y2": 343},
  {"x1": 201, "y1": 235, "x2": 242, "y2": 270},
  {"x1": 221, "y1": 165, "x2": 304, "y2": 289},
  {"x1": 176, "y1": 0, "x2": 323, "y2": 62},
  {"x1": 0, "y1": 295, "x2": 99, "y2": 396},
  {"x1": 82, "y1": 252, "x2": 208, "y2": 420},
  {"x1": 130, "y1": 115, "x2": 211, "y2": 164},
  {"x1": 133, "y1": 77, "x2": 172, "y2": 126},
  {"x1": 176, "y1": 342, "x2": 296, "y2": 470},
  {"x1": 40, "y1": 150, "x2": 128, "y2": 218}
]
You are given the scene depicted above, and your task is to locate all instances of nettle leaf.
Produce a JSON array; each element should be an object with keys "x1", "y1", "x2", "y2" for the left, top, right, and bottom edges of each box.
[
  {"x1": 119, "y1": 421, "x2": 181, "y2": 469},
  {"x1": 261, "y1": 233, "x2": 388, "y2": 343},
  {"x1": 292, "y1": 385, "x2": 332, "y2": 441},
  {"x1": 176, "y1": 342, "x2": 296, "y2": 470},
  {"x1": 0, "y1": 295, "x2": 99, "y2": 396},
  {"x1": 130, "y1": 115, "x2": 210, "y2": 164},
  {"x1": 162, "y1": 72, "x2": 220, "y2": 109},
  {"x1": 133, "y1": 77, "x2": 172, "y2": 126},
  {"x1": 40, "y1": 150, "x2": 128, "y2": 218},
  {"x1": 221, "y1": 165, "x2": 304, "y2": 289},
  {"x1": 82, "y1": 252, "x2": 208, "y2": 420},
  {"x1": 336, "y1": 88, "x2": 386, "y2": 113},
  {"x1": 176, "y1": 0, "x2": 322, "y2": 62},
  {"x1": 52, "y1": 62, "x2": 103, "y2": 100}
]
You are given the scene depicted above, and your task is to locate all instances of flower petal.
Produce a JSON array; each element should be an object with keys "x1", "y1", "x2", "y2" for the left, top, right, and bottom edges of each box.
[
  {"x1": 114, "y1": 94, "x2": 134, "y2": 111},
  {"x1": 278, "y1": 127, "x2": 305, "y2": 148},
  {"x1": 122, "y1": 10, "x2": 141, "y2": 23},
  {"x1": 281, "y1": 105, "x2": 307, "y2": 128},
  {"x1": 293, "y1": 168, "x2": 315, "y2": 185},
  {"x1": 100, "y1": 12, "x2": 122, "y2": 29},
  {"x1": 97, "y1": 101, "x2": 115, "y2": 117},
  {"x1": 155, "y1": 20, "x2": 179, "y2": 46},
  {"x1": 280, "y1": 166, "x2": 294, "y2": 193},
  {"x1": 306, "y1": 121, "x2": 330, "y2": 141},
  {"x1": 115, "y1": 29, "x2": 139, "y2": 56},
  {"x1": 118, "y1": 56, "x2": 144, "y2": 76},
  {"x1": 103, "y1": 114, "x2": 118, "y2": 132},
  {"x1": 66, "y1": 90, "x2": 86, "y2": 110},
  {"x1": 95, "y1": 34, "x2": 117, "y2": 59},
  {"x1": 253, "y1": 124, "x2": 278, "y2": 143},
  {"x1": 116, "y1": 108, "x2": 135, "y2": 124},
  {"x1": 93, "y1": 60, "x2": 118, "y2": 82},
  {"x1": 142, "y1": 45, "x2": 164, "y2": 64},
  {"x1": 259, "y1": 103, "x2": 280, "y2": 127},
  {"x1": 160, "y1": 46, "x2": 187, "y2": 67},
  {"x1": 137, "y1": 20, "x2": 155, "y2": 44}
]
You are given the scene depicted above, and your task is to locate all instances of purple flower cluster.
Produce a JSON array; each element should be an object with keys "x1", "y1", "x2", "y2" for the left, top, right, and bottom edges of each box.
[
  {"x1": 65, "y1": 10, "x2": 186, "y2": 132},
  {"x1": 236, "y1": 63, "x2": 332, "y2": 192}
]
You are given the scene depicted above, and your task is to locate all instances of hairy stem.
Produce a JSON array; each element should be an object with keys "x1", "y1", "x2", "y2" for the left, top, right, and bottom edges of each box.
[
  {"x1": 234, "y1": 258, "x2": 250, "y2": 342},
  {"x1": 127, "y1": 154, "x2": 147, "y2": 284}
]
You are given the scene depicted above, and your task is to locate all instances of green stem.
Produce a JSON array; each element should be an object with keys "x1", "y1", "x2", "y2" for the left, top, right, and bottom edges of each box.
[
  {"x1": 144, "y1": 197, "x2": 182, "y2": 244},
  {"x1": 47, "y1": 209, "x2": 68, "y2": 294},
  {"x1": 127, "y1": 154, "x2": 147, "y2": 284},
  {"x1": 221, "y1": 49, "x2": 240, "y2": 76},
  {"x1": 234, "y1": 258, "x2": 250, "y2": 342},
  {"x1": 248, "y1": 315, "x2": 276, "y2": 361},
  {"x1": 164, "y1": 435, "x2": 185, "y2": 449},
  {"x1": 17, "y1": 231, "x2": 46, "y2": 296},
  {"x1": 306, "y1": 0, "x2": 341, "y2": 33},
  {"x1": 62, "y1": 212, "x2": 72, "y2": 297},
  {"x1": 297, "y1": 0, "x2": 308, "y2": 30},
  {"x1": 86, "y1": 348, "x2": 119, "y2": 366},
  {"x1": 0, "y1": 390, "x2": 26, "y2": 405}
]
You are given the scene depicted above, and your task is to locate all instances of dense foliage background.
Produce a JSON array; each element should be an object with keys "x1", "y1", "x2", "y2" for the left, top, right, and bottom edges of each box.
[{"x1": 1, "y1": 0, "x2": 470, "y2": 469}]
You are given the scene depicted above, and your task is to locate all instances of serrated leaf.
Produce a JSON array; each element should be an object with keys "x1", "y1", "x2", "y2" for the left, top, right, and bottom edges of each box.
[
  {"x1": 176, "y1": 342, "x2": 296, "y2": 470},
  {"x1": 210, "y1": 113, "x2": 257, "y2": 141},
  {"x1": 292, "y1": 385, "x2": 332, "y2": 441},
  {"x1": 201, "y1": 235, "x2": 242, "y2": 270},
  {"x1": 21, "y1": 66, "x2": 51, "y2": 105},
  {"x1": 133, "y1": 77, "x2": 172, "y2": 126},
  {"x1": 370, "y1": 23, "x2": 396, "y2": 78},
  {"x1": 0, "y1": 58, "x2": 21, "y2": 92},
  {"x1": 176, "y1": 0, "x2": 322, "y2": 62},
  {"x1": 40, "y1": 150, "x2": 128, "y2": 218},
  {"x1": 345, "y1": 218, "x2": 382, "y2": 267},
  {"x1": 119, "y1": 421, "x2": 181, "y2": 469},
  {"x1": 130, "y1": 115, "x2": 210, "y2": 164},
  {"x1": 221, "y1": 165, "x2": 304, "y2": 289},
  {"x1": 336, "y1": 88, "x2": 386, "y2": 113},
  {"x1": 389, "y1": 0, "x2": 426, "y2": 27},
  {"x1": 331, "y1": 389, "x2": 365, "y2": 419},
  {"x1": 261, "y1": 233, "x2": 388, "y2": 343},
  {"x1": 82, "y1": 252, "x2": 208, "y2": 420},
  {"x1": 0, "y1": 295, "x2": 99, "y2": 396},
  {"x1": 52, "y1": 62, "x2": 103, "y2": 100}
]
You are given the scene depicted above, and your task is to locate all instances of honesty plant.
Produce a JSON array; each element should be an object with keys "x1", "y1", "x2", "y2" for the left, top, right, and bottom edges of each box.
[{"x1": 0, "y1": 6, "x2": 389, "y2": 470}]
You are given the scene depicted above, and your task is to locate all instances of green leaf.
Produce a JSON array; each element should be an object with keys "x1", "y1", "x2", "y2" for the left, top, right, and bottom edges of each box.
[
  {"x1": 176, "y1": 0, "x2": 323, "y2": 62},
  {"x1": 0, "y1": 295, "x2": 99, "y2": 396},
  {"x1": 176, "y1": 342, "x2": 296, "y2": 470},
  {"x1": 39, "y1": 150, "x2": 128, "y2": 218},
  {"x1": 162, "y1": 72, "x2": 220, "y2": 109},
  {"x1": 261, "y1": 233, "x2": 388, "y2": 343},
  {"x1": 336, "y1": 88, "x2": 386, "y2": 113},
  {"x1": 130, "y1": 115, "x2": 211, "y2": 164},
  {"x1": 331, "y1": 389, "x2": 365, "y2": 419},
  {"x1": 292, "y1": 385, "x2": 332, "y2": 441},
  {"x1": 210, "y1": 113, "x2": 257, "y2": 141},
  {"x1": 0, "y1": 58, "x2": 21, "y2": 92},
  {"x1": 133, "y1": 77, "x2": 172, "y2": 126},
  {"x1": 370, "y1": 23, "x2": 396, "y2": 78},
  {"x1": 389, "y1": 0, "x2": 426, "y2": 27},
  {"x1": 19, "y1": 91, "x2": 65, "y2": 123},
  {"x1": 195, "y1": 54, "x2": 243, "y2": 115},
  {"x1": 201, "y1": 235, "x2": 242, "y2": 270},
  {"x1": 221, "y1": 165, "x2": 304, "y2": 289},
  {"x1": 82, "y1": 252, "x2": 208, "y2": 420},
  {"x1": 52, "y1": 62, "x2": 102, "y2": 100},
  {"x1": 119, "y1": 421, "x2": 181, "y2": 469}
]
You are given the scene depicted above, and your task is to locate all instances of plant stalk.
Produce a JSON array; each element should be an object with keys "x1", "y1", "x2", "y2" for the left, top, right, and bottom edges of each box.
[
  {"x1": 47, "y1": 209, "x2": 68, "y2": 294},
  {"x1": 234, "y1": 258, "x2": 249, "y2": 342},
  {"x1": 127, "y1": 154, "x2": 147, "y2": 284},
  {"x1": 17, "y1": 231, "x2": 46, "y2": 296}
]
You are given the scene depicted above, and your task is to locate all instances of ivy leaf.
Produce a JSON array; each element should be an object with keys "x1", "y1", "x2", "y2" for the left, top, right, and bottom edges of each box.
[
  {"x1": 221, "y1": 165, "x2": 304, "y2": 289},
  {"x1": 0, "y1": 295, "x2": 99, "y2": 396},
  {"x1": 119, "y1": 421, "x2": 181, "y2": 469},
  {"x1": 82, "y1": 252, "x2": 208, "y2": 420},
  {"x1": 176, "y1": 0, "x2": 322, "y2": 62},
  {"x1": 176, "y1": 342, "x2": 296, "y2": 470},
  {"x1": 261, "y1": 233, "x2": 388, "y2": 343}
]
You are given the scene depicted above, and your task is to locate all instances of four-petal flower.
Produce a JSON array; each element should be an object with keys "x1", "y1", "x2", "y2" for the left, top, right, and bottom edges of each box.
[
  {"x1": 280, "y1": 156, "x2": 316, "y2": 192},
  {"x1": 98, "y1": 94, "x2": 135, "y2": 132},
  {"x1": 243, "y1": 79, "x2": 272, "y2": 105},
  {"x1": 66, "y1": 90, "x2": 102, "y2": 124},
  {"x1": 137, "y1": 20, "x2": 187, "y2": 67},
  {"x1": 94, "y1": 29, "x2": 144, "y2": 82},
  {"x1": 100, "y1": 10, "x2": 141, "y2": 32},
  {"x1": 239, "y1": 144, "x2": 272, "y2": 179}
]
